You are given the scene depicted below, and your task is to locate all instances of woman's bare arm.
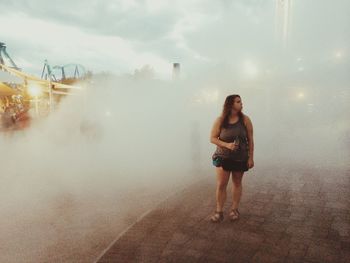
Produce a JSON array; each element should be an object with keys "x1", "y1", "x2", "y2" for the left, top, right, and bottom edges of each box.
[
  {"x1": 210, "y1": 117, "x2": 227, "y2": 147},
  {"x1": 244, "y1": 115, "x2": 254, "y2": 159}
]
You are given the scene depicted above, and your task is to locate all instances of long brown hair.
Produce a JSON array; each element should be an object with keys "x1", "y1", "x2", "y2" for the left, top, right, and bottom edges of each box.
[{"x1": 220, "y1": 94, "x2": 244, "y2": 129}]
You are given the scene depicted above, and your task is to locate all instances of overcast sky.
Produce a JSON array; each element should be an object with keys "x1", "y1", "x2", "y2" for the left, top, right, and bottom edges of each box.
[{"x1": 0, "y1": 0, "x2": 349, "y2": 78}]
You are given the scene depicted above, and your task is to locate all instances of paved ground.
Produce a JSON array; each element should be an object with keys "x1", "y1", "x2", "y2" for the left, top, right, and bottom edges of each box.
[
  {"x1": 97, "y1": 166, "x2": 350, "y2": 263},
  {"x1": 0, "y1": 173, "x2": 195, "y2": 263}
]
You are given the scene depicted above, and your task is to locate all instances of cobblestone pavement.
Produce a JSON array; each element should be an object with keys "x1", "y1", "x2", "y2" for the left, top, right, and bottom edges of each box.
[{"x1": 97, "y1": 166, "x2": 350, "y2": 263}]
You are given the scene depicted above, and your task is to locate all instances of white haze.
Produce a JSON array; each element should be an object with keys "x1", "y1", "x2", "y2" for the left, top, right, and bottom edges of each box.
[
  {"x1": 0, "y1": 76, "x2": 213, "y2": 262},
  {"x1": 1, "y1": 65, "x2": 349, "y2": 261}
]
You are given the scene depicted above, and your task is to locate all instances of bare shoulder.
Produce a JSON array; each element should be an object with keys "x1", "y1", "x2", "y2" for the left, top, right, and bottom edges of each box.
[
  {"x1": 212, "y1": 116, "x2": 223, "y2": 129},
  {"x1": 243, "y1": 114, "x2": 253, "y2": 126},
  {"x1": 214, "y1": 116, "x2": 223, "y2": 124},
  {"x1": 211, "y1": 116, "x2": 223, "y2": 137}
]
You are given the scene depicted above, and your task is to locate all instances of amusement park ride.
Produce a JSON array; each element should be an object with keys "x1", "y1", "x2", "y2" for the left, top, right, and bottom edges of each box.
[{"x1": 0, "y1": 42, "x2": 90, "y2": 130}]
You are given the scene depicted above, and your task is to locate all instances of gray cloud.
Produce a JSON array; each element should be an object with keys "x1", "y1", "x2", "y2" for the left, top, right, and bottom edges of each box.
[
  {"x1": 0, "y1": 0, "x2": 177, "y2": 42},
  {"x1": 0, "y1": 0, "x2": 349, "y2": 76}
]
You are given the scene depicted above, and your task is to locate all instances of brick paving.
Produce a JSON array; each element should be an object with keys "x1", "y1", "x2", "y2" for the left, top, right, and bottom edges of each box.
[{"x1": 96, "y1": 166, "x2": 350, "y2": 263}]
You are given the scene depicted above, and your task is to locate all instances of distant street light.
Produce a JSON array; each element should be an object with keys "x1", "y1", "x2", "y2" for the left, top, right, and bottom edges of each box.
[
  {"x1": 297, "y1": 92, "x2": 305, "y2": 99},
  {"x1": 243, "y1": 60, "x2": 259, "y2": 78},
  {"x1": 27, "y1": 83, "x2": 42, "y2": 97},
  {"x1": 27, "y1": 83, "x2": 42, "y2": 116},
  {"x1": 335, "y1": 51, "x2": 343, "y2": 59}
]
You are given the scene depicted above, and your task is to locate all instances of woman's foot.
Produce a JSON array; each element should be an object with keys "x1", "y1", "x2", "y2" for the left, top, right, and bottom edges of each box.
[
  {"x1": 210, "y1": 211, "x2": 224, "y2": 223},
  {"x1": 229, "y1": 208, "x2": 240, "y2": 221}
]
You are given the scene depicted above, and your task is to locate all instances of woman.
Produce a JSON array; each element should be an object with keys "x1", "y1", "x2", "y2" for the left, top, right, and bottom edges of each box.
[{"x1": 210, "y1": 94, "x2": 254, "y2": 222}]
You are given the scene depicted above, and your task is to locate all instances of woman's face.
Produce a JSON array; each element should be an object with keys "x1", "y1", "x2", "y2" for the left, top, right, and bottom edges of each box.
[{"x1": 232, "y1": 97, "x2": 243, "y2": 113}]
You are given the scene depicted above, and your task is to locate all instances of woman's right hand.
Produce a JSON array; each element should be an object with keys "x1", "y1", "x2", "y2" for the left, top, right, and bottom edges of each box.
[{"x1": 225, "y1": 142, "x2": 238, "y2": 151}]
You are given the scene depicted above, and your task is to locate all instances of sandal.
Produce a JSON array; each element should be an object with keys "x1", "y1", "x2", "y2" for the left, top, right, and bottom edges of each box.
[
  {"x1": 210, "y1": 211, "x2": 224, "y2": 223},
  {"x1": 229, "y1": 208, "x2": 240, "y2": 221}
]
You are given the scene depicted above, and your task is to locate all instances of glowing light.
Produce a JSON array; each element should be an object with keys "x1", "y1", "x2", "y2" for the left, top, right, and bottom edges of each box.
[
  {"x1": 105, "y1": 111, "x2": 112, "y2": 117},
  {"x1": 243, "y1": 60, "x2": 259, "y2": 78},
  {"x1": 203, "y1": 90, "x2": 219, "y2": 103},
  {"x1": 27, "y1": 84, "x2": 42, "y2": 97},
  {"x1": 298, "y1": 66, "x2": 304, "y2": 72},
  {"x1": 297, "y1": 92, "x2": 305, "y2": 99},
  {"x1": 335, "y1": 51, "x2": 343, "y2": 59}
]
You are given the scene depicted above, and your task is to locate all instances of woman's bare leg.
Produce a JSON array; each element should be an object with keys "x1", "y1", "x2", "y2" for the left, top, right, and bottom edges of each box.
[
  {"x1": 231, "y1": 171, "x2": 244, "y2": 210},
  {"x1": 215, "y1": 167, "x2": 230, "y2": 212}
]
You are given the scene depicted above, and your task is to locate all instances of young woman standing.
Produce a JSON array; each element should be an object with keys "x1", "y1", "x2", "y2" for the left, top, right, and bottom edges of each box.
[{"x1": 210, "y1": 94, "x2": 254, "y2": 222}]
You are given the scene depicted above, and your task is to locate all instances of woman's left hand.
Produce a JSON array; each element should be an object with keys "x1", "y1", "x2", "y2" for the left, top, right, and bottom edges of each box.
[{"x1": 247, "y1": 158, "x2": 254, "y2": 169}]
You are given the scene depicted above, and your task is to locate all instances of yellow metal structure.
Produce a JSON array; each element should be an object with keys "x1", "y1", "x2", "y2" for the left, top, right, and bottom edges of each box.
[{"x1": 0, "y1": 63, "x2": 82, "y2": 94}]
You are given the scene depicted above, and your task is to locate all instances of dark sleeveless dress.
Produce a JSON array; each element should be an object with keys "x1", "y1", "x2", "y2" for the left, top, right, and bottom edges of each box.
[{"x1": 212, "y1": 115, "x2": 249, "y2": 172}]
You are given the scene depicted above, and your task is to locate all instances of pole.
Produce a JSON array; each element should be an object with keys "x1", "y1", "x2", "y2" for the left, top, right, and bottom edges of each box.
[
  {"x1": 35, "y1": 96, "x2": 39, "y2": 116},
  {"x1": 49, "y1": 80, "x2": 53, "y2": 113}
]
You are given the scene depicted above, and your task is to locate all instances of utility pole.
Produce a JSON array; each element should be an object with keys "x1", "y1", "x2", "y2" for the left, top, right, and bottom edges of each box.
[
  {"x1": 172, "y1": 63, "x2": 180, "y2": 80},
  {"x1": 275, "y1": 0, "x2": 293, "y2": 48}
]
